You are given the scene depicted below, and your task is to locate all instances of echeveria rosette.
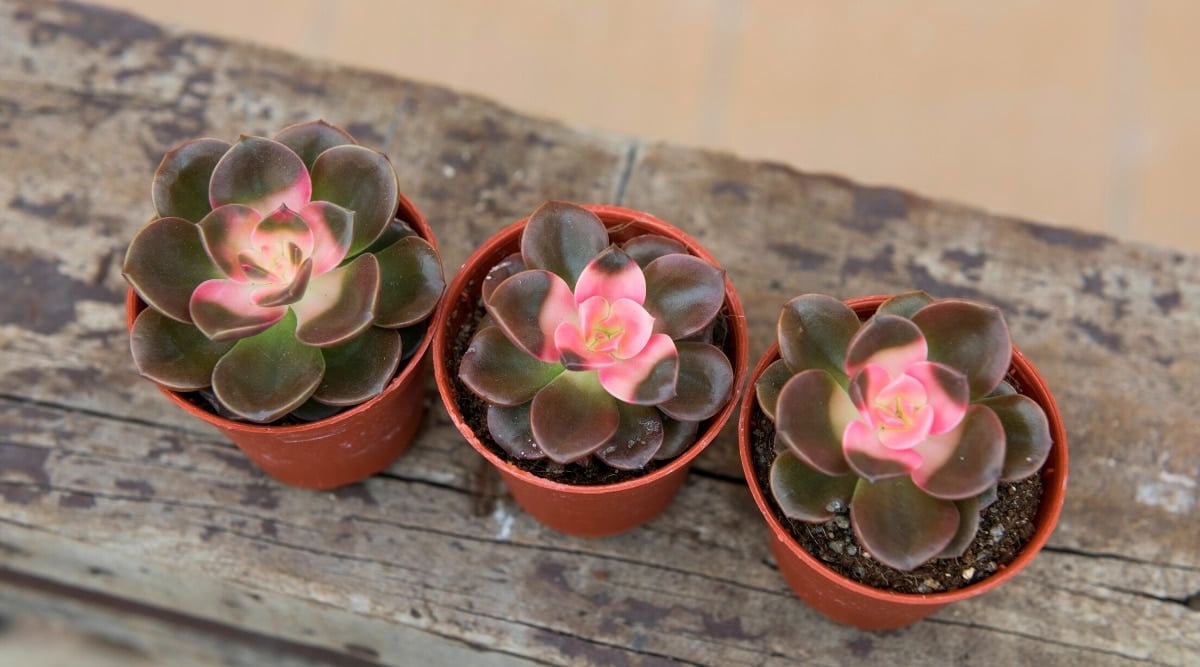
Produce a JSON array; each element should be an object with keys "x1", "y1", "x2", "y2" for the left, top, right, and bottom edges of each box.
[
  {"x1": 459, "y1": 201, "x2": 733, "y2": 470},
  {"x1": 756, "y1": 292, "x2": 1053, "y2": 572},
  {"x1": 123, "y1": 120, "x2": 445, "y2": 424}
]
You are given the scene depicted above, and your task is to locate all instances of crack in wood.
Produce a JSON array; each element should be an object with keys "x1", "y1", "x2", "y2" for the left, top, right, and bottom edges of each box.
[
  {"x1": 1043, "y1": 545, "x2": 1200, "y2": 573},
  {"x1": 0, "y1": 393, "x2": 220, "y2": 442},
  {"x1": 926, "y1": 617, "x2": 1171, "y2": 665}
]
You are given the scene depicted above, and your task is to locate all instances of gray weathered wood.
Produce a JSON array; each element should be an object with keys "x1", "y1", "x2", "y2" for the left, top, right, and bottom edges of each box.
[{"x1": 1, "y1": 1, "x2": 1196, "y2": 665}]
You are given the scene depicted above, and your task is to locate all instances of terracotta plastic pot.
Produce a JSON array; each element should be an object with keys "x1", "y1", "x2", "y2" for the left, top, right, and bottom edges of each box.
[
  {"x1": 738, "y1": 295, "x2": 1068, "y2": 629},
  {"x1": 434, "y1": 204, "x2": 749, "y2": 537},
  {"x1": 125, "y1": 193, "x2": 440, "y2": 490}
]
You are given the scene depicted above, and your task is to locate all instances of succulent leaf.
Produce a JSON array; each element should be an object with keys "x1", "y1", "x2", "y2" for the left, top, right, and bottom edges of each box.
[
  {"x1": 777, "y1": 294, "x2": 860, "y2": 381},
  {"x1": 622, "y1": 234, "x2": 687, "y2": 268},
  {"x1": 197, "y1": 204, "x2": 261, "y2": 281},
  {"x1": 374, "y1": 235, "x2": 446, "y2": 328},
  {"x1": 363, "y1": 219, "x2": 417, "y2": 255},
  {"x1": 876, "y1": 290, "x2": 935, "y2": 319},
  {"x1": 659, "y1": 342, "x2": 734, "y2": 421},
  {"x1": 123, "y1": 216, "x2": 222, "y2": 322},
  {"x1": 653, "y1": 416, "x2": 700, "y2": 461},
  {"x1": 310, "y1": 144, "x2": 400, "y2": 255},
  {"x1": 300, "y1": 201, "x2": 355, "y2": 275},
  {"x1": 596, "y1": 333, "x2": 678, "y2": 405},
  {"x1": 152, "y1": 138, "x2": 230, "y2": 222},
  {"x1": 312, "y1": 326, "x2": 402, "y2": 405},
  {"x1": 487, "y1": 269, "x2": 577, "y2": 362},
  {"x1": 520, "y1": 201, "x2": 609, "y2": 286},
  {"x1": 253, "y1": 258, "x2": 313, "y2": 308},
  {"x1": 844, "y1": 314, "x2": 927, "y2": 379},
  {"x1": 529, "y1": 371, "x2": 620, "y2": 463},
  {"x1": 850, "y1": 477, "x2": 960, "y2": 571},
  {"x1": 292, "y1": 253, "x2": 380, "y2": 347},
  {"x1": 459, "y1": 326, "x2": 564, "y2": 406},
  {"x1": 775, "y1": 369, "x2": 856, "y2": 476},
  {"x1": 481, "y1": 253, "x2": 526, "y2": 304},
  {"x1": 595, "y1": 402, "x2": 664, "y2": 470},
  {"x1": 770, "y1": 451, "x2": 857, "y2": 522},
  {"x1": 554, "y1": 297, "x2": 654, "y2": 370},
  {"x1": 910, "y1": 404, "x2": 1005, "y2": 499},
  {"x1": 487, "y1": 403, "x2": 544, "y2": 460},
  {"x1": 979, "y1": 393, "x2": 1053, "y2": 481},
  {"x1": 273, "y1": 119, "x2": 356, "y2": 170},
  {"x1": 573, "y1": 246, "x2": 646, "y2": 305},
  {"x1": 290, "y1": 397, "x2": 344, "y2": 422},
  {"x1": 130, "y1": 308, "x2": 233, "y2": 390},
  {"x1": 754, "y1": 359, "x2": 794, "y2": 422},
  {"x1": 189, "y1": 278, "x2": 288, "y2": 341},
  {"x1": 641, "y1": 254, "x2": 725, "y2": 339},
  {"x1": 912, "y1": 300, "x2": 1012, "y2": 399},
  {"x1": 936, "y1": 496, "x2": 981, "y2": 559},
  {"x1": 209, "y1": 136, "x2": 312, "y2": 214},
  {"x1": 211, "y1": 310, "x2": 325, "y2": 423},
  {"x1": 842, "y1": 415, "x2": 924, "y2": 482}
]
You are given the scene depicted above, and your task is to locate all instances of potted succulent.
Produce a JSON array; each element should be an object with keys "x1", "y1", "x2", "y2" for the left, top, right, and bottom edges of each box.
[
  {"x1": 123, "y1": 120, "x2": 445, "y2": 489},
  {"x1": 434, "y1": 201, "x2": 749, "y2": 536},
  {"x1": 741, "y1": 292, "x2": 1067, "y2": 629}
]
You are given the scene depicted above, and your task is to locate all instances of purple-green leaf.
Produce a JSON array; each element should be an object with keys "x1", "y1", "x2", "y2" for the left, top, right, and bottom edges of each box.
[
  {"x1": 273, "y1": 119, "x2": 356, "y2": 170},
  {"x1": 770, "y1": 451, "x2": 857, "y2": 522},
  {"x1": 293, "y1": 253, "x2": 381, "y2": 347},
  {"x1": 911, "y1": 404, "x2": 1006, "y2": 500},
  {"x1": 459, "y1": 326, "x2": 563, "y2": 406},
  {"x1": 621, "y1": 234, "x2": 687, "y2": 268},
  {"x1": 197, "y1": 204, "x2": 261, "y2": 281},
  {"x1": 520, "y1": 201, "x2": 609, "y2": 287},
  {"x1": 844, "y1": 314, "x2": 927, "y2": 379},
  {"x1": 936, "y1": 497, "x2": 981, "y2": 559},
  {"x1": 979, "y1": 393, "x2": 1052, "y2": 481},
  {"x1": 374, "y1": 235, "x2": 445, "y2": 328},
  {"x1": 912, "y1": 300, "x2": 1012, "y2": 399},
  {"x1": 596, "y1": 334, "x2": 678, "y2": 405},
  {"x1": 152, "y1": 138, "x2": 229, "y2": 222},
  {"x1": 300, "y1": 201, "x2": 355, "y2": 275},
  {"x1": 876, "y1": 291, "x2": 935, "y2": 319},
  {"x1": 529, "y1": 371, "x2": 620, "y2": 464},
  {"x1": 850, "y1": 477, "x2": 960, "y2": 571},
  {"x1": 595, "y1": 403, "x2": 664, "y2": 470},
  {"x1": 774, "y1": 369, "x2": 856, "y2": 477},
  {"x1": 189, "y1": 278, "x2": 288, "y2": 341},
  {"x1": 487, "y1": 402, "x2": 544, "y2": 460},
  {"x1": 777, "y1": 294, "x2": 860, "y2": 381},
  {"x1": 754, "y1": 359, "x2": 794, "y2": 421},
  {"x1": 209, "y1": 135, "x2": 312, "y2": 214},
  {"x1": 211, "y1": 310, "x2": 324, "y2": 423},
  {"x1": 311, "y1": 144, "x2": 399, "y2": 255},
  {"x1": 642, "y1": 254, "x2": 725, "y2": 339},
  {"x1": 123, "y1": 216, "x2": 222, "y2": 323},
  {"x1": 487, "y1": 269, "x2": 577, "y2": 362},
  {"x1": 658, "y1": 342, "x2": 733, "y2": 421},
  {"x1": 481, "y1": 253, "x2": 526, "y2": 304},
  {"x1": 363, "y1": 219, "x2": 417, "y2": 255},
  {"x1": 653, "y1": 416, "x2": 699, "y2": 461},
  {"x1": 312, "y1": 326, "x2": 402, "y2": 405},
  {"x1": 129, "y1": 308, "x2": 232, "y2": 390}
]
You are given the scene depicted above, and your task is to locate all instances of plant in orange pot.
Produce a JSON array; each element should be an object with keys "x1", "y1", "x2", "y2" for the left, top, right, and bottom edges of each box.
[
  {"x1": 435, "y1": 201, "x2": 748, "y2": 537},
  {"x1": 742, "y1": 292, "x2": 1067, "y2": 629},
  {"x1": 122, "y1": 120, "x2": 445, "y2": 489}
]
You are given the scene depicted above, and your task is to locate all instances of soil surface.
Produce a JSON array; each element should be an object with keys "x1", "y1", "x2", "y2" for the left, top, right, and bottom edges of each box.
[{"x1": 748, "y1": 401, "x2": 1043, "y2": 594}]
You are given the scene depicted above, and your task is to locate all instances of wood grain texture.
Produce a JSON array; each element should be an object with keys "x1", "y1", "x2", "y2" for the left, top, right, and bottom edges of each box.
[{"x1": 1, "y1": 1, "x2": 1197, "y2": 665}]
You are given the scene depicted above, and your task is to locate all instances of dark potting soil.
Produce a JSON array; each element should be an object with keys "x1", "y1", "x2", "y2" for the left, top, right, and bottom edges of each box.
[
  {"x1": 446, "y1": 294, "x2": 728, "y2": 486},
  {"x1": 748, "y1": 400, "x2": 1043, "y2": 594}
]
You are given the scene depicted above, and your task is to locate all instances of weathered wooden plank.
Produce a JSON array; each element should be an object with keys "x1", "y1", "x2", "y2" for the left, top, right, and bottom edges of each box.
[{"x1": 0, "y1": 1, "x2": 1197, "y2": 666}]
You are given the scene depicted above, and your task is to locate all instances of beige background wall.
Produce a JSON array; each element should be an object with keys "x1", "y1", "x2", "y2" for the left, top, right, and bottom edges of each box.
[{"x1": 88, "y1": 0, "x2": 1200, "y2": 253}]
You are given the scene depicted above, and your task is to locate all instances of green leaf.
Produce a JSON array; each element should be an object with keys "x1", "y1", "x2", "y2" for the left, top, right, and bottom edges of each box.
[
  {"x1": 658, "y1": 342, "x2": 733, "y2": 421},
  {"x1": 876, "y1": 291, "x2": 934, "y2": 319},
  {"x1": 520, "y1": 201, "x2": 609, "y2": 287},
  {"x1": 374, "y1": 235, "x2": 445, "y2": 328},
  {"x1": 273, "y1": 119, "x2": 357, "y2": 170},
  {"x1": 211, "y1": 310, "x2": 325, "y2": 423},
  {"x1": 979, "y1": 393, "x2": 1052, "y2": 481},
  {"x1": 152, "y1": 138, "x2": 229, "y2": 222},
  {"x1": 129, "y1": 308, "x2": 232, "y2": 390},
  {"x1": 595, "y1": 403, "x2": 664, "y2": 470},
  {"x1": 777, "y1": 294, "x2": 859, "y2": 382},
  {"x1": 913, "y1": 300, "x2": 1012, "y2": 399},
  {"x1": 529, "y1": 370, "x2": 620, "y2": 464},
  {"x1": 754, "y1": 359, "x2": 794, "y2": 421},
  {"x1": 311, "y1": 144, "x2": 399, "y2": 255},
  {"x1": 123, "y1": 217, "x2": 222, "y2": 322},
  {"x1": 292, "y1": 253, "x2": 381, "y2": 347},
  {"x1": 363, "y1": 219, "x2": 417, "y2": 255},
  {"x1": 312, "y1": 326, "x2": 402, "y2": 405},
  {"x1": 774, "y1": 369, "x2": 856, "y2": 477},
  {"x1": 850, "y1": 477, "x2": 960, "y2": 571},
  {"x1": 486, "y1": 402, "x2": 544, "y2": 460},
  {"x1": 770, "y1": 450, "x2": 857, "y2": 522},
  {"x1": 459, "y1": 326, "x2": 563, "y2": 406},
  {"x1": 642, "y1": 254, "x2": 725, "y2": 339}
]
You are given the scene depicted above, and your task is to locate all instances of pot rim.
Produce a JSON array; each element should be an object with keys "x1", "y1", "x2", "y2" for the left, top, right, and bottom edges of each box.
[
  {"x1": 433, "y1": 203, "x2": 750, "y2": 495},
  {"x1": 738, "y1": 294, "x2": 1069, "y2": 604},
  {"x1": 125, "y1": 191, "x2": 442, "y2": 434}
]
